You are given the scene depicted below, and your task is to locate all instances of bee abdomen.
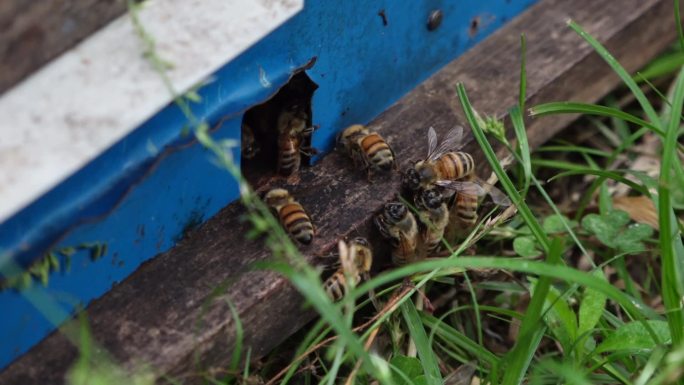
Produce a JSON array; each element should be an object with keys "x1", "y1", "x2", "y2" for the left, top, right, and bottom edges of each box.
[
  {"x1": 455, "y1": 193, "x2": 479, "y2": 225},
  {"x1": 439, "y1": 152, "x2": 474, "y2": 180},
  {"x1": 280, "y1": 203, "x2": 314, "y2": 244},
  {"x1": 277, "y1": 138, "x2": 302, "y2": 176},
  {"x1": 360, "y1": 134, "x2": 394, "y2": 171}
]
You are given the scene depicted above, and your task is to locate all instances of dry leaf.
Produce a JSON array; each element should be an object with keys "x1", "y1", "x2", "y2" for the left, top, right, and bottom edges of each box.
[{"x1": 613, "y1": 195, "x2": 659, "y2": 230}]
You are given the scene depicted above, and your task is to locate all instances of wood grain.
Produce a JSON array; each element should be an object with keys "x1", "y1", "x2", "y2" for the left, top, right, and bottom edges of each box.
[
  {"x1": 0, "y1": 0, "x2": 127, "y2": 94},
  {"x1": 0, "y1": 0, "x2": 676, "y2": 383}
]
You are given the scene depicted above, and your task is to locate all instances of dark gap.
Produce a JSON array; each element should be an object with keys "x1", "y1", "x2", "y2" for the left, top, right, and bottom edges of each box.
[{"x1": 241, "y1": 71, "x2": 318, "y2": 187}]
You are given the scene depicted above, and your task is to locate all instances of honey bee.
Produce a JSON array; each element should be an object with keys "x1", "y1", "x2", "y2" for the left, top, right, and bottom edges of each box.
[
  {"x1": 402, "y1": 126, "x2": 474, "y2": 191},
  {"x1": 415, "y1": 188, "x2": 450, "y2": 254},
  {"x1": 339, "y1": 124, "x2": 396, "y2": 178},
  {"x1": 403, "y1": 126, "x2": 511, "y2": 206},
  {"x1": 276, "y1": 104, "x2": 316, "y2": 176},
  {"x1": 374, "y1": 202, "x2": 419, "y2": 266},
  {"x1": 264, "y1": 188, "x2": 314, "y2": 245},
  {"x1": 450, "y1": 174, "x2": 479, "y2": 226},
  {"x1": 323, "y1": 238, "x2": 373, "y2": 301},
  {"x1": 241, "y1": 122, "x2": 260, "y2": 159}
]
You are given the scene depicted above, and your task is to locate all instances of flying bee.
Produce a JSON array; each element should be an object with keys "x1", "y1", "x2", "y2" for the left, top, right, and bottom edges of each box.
[
  {"x1": 339, "y1": 124, "x2": 396, "y2": 179},
  {"x1": 264, "y1": 188, "x2": 314, "y2": 245},
  {"x1": 323, "y1": 238, "x2": 373, "y2": 301},
  {"x1": 241, "y1": 122, "x2": 260, "y2": 159},
  {"x1": 374, "y1": 202, "x2": 419, "y2": 266},
  {"x1": 415, "y1": 188, "x2": 450, "y2": 255},
  {"x1": 403, "y1": 126, "x2": 511, "y2": 207},
  {"x1": 276, "y1": 104, "x2": 317, "y2": 176}
]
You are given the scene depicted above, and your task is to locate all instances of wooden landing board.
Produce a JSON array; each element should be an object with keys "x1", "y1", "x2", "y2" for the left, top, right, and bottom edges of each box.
[
  {"x1": 0, "y1": 1, "x2": 127, "y2": 95},
  {"x1": 0, "y1": 0, "x2": 676, "y2": 382}
]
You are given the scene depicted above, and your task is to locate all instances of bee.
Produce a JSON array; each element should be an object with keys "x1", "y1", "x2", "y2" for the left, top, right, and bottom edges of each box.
[
  {"x1": 402, "y1": 125, "x2": 474, "y2": 191},
  {"x1": 374, "y1": 202, "x2": 419, "y2": 266},
  {"x1": 241, "y1": 122, "x2": 260, "y2": 159},
  {"x1": 339, "y1": 124, "x2": 396, "y2": 178},
  {"x1": 264, "y1": 188, "x2": 314, "y2": 245},
  {"x1": 403, "y1": 126, "x2": 511, "y2": 206},
  {"x1": 415, "y1": 188, "x2": 450, "y2": 255},
  {"x1": 450, "y1": 174, "x2": 479, "y2": 226},
  {"x1": 276, "y1": 104, "x2": 316, "y2": 176},
  {"x1": 323, "y1": 238, "x2": 373, "y2": 301}
]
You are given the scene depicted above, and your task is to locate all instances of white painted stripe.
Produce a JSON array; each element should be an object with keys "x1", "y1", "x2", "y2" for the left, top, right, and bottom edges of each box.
[{"x1": 0, "y1": 0, "x2": 303, "y2": 223}]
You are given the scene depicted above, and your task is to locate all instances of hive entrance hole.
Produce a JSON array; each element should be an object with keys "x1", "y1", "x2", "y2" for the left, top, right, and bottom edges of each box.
[{"x1": 241, "y1": 71, "x2": 318, "y2": 186}]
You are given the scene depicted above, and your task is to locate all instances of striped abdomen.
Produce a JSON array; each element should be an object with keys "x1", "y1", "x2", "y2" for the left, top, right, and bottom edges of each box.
[
  {"x1": 453, "y1": 190, "x2": 479, "y2": 226},
  {"x1": 436, "y1": 152, "x2": 474, "y2": 181},
  {"x1": 392, "y1": 229, "x2": 418, "y2": 266},
  {"x1": 277, "y1": 133, "x2": 301, "y2": 176},
  {"x1": 358, "y1": 133, "x2": 394, "y2": 171},
  {"x1": 279, "y1": 202, "x2": 313, "y2": 244}
]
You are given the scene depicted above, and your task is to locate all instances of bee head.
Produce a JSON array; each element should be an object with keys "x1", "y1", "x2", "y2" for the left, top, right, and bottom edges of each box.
[
  {"x1": 402, "y1": 167, "x2": 421, "y2": 191},
  {"x1": 384, "y1": 202, "x2": 407, "y2": 222},
  {"x1": 418, "y1": 189, "x2": 444, "y2": 210}
]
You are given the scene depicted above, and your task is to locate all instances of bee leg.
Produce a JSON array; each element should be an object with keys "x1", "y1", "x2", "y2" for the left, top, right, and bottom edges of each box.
[
  {"x1": 366, "y1": 167, "x2": 374, "y2": 183},
  {"x1": 300, "y1": 146, "x2": 319, "y2": 157}
]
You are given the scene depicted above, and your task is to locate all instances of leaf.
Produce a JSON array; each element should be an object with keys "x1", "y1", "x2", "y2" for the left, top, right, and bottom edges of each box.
[
  {"x1": 595, "y1": 320, "x2": 671, "y2": 353},
  {"x1": 48, "y1": 252, "x2": 60, "y2": 271},
  {"x1": 513, "y1": 236, "x2": 542, "y2": 258},
  {"x1": 582, "y1": 210, "x2": 633, "y2": 249},
  {"x1": 530, "y1": 279, "x2": 577, "y2": 354},
  {"x1": 578, "y1": 271, "x2": 607, "y2": 336},
  {"x1": 543, "y1": 214, "x2": 575, "y2": 234},
  {"x1": 184, "y1": 90, "x2": 202, "y2": 103},
  {"x1": 614, "y1": 223, "x2": 654, "y2": 252},
  {"x1": 607, "y1": 210, "x2": 631, "y2": 227},
  {"x1": 577, "y1": 270, "x2": 607, "y2": 358},
  {"x1": 391, "y1": 355, "x2": 423, "y2": 385},
  {"x1": 582, "y1": 214, "x2": 617, "y2": 247},
  {"x1": 59, "y1": 246, "x2": 76, "y2": 257},
  {"x1": 613, "y1": 195, "x2": 659, "y2": 230}
]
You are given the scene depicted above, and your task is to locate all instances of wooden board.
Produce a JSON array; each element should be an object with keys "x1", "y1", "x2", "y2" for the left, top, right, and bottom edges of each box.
[
  {"x1": 0, "y1": 0, "x2": 676, "y2": 382},
  {"x1": 0, "y1": 1, "x2": 127, "y2": 95}
]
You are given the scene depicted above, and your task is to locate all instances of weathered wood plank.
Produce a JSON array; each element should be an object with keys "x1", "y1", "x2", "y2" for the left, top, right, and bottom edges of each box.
[
  {"x1": 0, "y1": 1, "x2": 128, "y2": 95},
  {"x1": 0, "y1": 0, "x2": 675, "y2": 383}
]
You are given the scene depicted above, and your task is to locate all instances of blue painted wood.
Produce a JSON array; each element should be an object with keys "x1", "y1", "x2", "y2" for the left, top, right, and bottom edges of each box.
[{"x1": 0, "y1": 0, "x2": 535, "y2": 370}]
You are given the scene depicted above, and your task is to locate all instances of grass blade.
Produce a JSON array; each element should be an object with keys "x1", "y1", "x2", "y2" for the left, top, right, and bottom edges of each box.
[
  {"x1": 658, "y1": 66, "x2": 684, "y2": 346},
  {"x1": 567, "y1": 20, "x2": 661, "y2": 128},
  {"x1": 677, "y1": 0, "x2": 684, "y2": 53},
  {"x1": 457, "y1": 83, "x2": 550, "y2": 253},
  {"x1": 511, "y1": 106, "x2": 531, "y2": 197},
  {"x1": 530, "y1": 102, "x2": 664, "y2": 136},
  {"x1": 421, "y1": 313, "x2": 499, "y2": 366},
  {"x1": 502, "y1": 237, "x2": 564, "y2": 385},
  {"x1": 400, "y1": 301, "x2": 443, "y2": 385}
]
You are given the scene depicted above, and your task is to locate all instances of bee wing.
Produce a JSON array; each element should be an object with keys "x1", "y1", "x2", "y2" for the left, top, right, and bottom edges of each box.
[
  {"x1": 428, "y1": 125, "x2": 464, "y2": 161},
  {"x1": 426, "y1": 126, "x2": 438, "y2": 159},
  {"x1": 435, "y1": 180, "x2": 487, "y2": 196},
  {"x1": 486, "y1": 184, "x2": 512, "y2": 207},
  {"x1": 435, "y1": 179, "x2": 512, "y2": 207}
]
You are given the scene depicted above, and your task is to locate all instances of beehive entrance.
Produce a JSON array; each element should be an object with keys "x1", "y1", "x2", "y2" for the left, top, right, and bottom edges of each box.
[{"x1": 241, "y1": 71, "x2": 318, "y2": 186}]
